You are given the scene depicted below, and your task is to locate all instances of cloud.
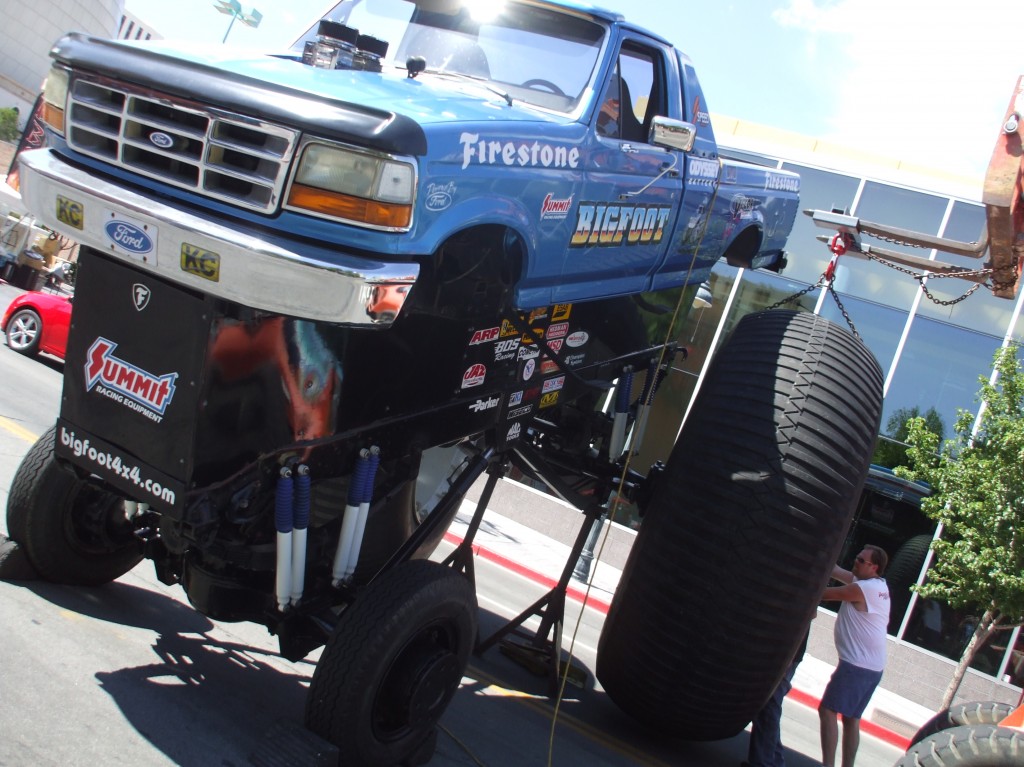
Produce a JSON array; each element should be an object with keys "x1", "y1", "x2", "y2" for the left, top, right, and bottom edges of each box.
[{"x1": 773, "y1": 0, "x2": 1022, "y2": 181}]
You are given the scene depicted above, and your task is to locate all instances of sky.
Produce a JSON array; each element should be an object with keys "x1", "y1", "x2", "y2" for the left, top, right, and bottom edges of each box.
[{"x1": 124, "y1": 0, "x2": 1022, "y2": 183}]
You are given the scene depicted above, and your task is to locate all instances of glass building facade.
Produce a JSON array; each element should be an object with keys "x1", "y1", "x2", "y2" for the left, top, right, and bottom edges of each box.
[{"x1": 660, "y1": 139, "x2": 1024, "y2": 690}]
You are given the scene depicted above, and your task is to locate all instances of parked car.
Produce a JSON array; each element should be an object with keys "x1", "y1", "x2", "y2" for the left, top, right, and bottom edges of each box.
[{"x1": 1, "y1": 290, "x2": 72, "y2": 359}]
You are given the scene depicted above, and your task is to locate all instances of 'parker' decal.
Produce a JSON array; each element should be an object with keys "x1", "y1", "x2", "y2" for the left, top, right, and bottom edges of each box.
[{"x1": 570, "y1": 203, "x2": 672, "y2": 247}]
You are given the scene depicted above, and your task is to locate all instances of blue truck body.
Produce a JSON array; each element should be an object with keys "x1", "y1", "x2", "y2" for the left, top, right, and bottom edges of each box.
[{"x1": 20, "y1": 0, "x2": 798, "y2": 321}]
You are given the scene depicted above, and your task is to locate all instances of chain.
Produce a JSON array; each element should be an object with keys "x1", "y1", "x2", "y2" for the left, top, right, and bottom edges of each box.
[
  {"x1": 862, "y1": 251, "x2": 1018, "y2": 307},
  {"x1": 766, "y1": 277, "x2": 861, "y2": 339}
]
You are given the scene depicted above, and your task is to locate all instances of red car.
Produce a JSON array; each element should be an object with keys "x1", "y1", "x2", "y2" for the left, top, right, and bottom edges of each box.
[{"x1": 2, "y1": 290, "x2": 73, "y2": 360}]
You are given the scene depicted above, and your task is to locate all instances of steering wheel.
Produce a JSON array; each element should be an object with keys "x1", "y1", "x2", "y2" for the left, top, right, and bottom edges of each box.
[{"x1": 521, "y1": 78, "x2": 566, "y2": 97}]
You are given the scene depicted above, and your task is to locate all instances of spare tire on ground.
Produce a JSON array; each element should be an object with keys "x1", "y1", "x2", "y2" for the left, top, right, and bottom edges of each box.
[{"x1": 596, "y1": 309, "x2": 884, "y2": 740}]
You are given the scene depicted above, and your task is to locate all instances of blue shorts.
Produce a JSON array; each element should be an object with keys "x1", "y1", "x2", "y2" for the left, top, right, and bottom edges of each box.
[{"x1": 820, "y1": 660, "x2": 883, "y2": 719}]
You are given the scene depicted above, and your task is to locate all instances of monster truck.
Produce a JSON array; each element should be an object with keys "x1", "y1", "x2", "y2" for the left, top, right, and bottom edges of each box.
[{"x1": 6, "y1": 0, "x2": 886, "y2": 763}]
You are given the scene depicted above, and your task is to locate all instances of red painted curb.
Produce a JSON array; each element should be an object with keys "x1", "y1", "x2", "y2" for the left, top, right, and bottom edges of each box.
[{"x1": 446, "y1": 530, "x2": 912, "y2": 752}]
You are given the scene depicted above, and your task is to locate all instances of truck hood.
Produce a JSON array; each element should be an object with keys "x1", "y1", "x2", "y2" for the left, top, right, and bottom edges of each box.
[{"x1": 53, "y1": 35, "x2": 569, "y2": 155}]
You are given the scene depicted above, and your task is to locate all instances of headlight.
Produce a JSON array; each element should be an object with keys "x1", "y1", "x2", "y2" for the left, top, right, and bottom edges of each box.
[
  {"x1": 42, "y1": 66, "x2": 69, "y2": 135},
  {"x1": 288, "y1": 141, "x2": 415, "y2": 230}
]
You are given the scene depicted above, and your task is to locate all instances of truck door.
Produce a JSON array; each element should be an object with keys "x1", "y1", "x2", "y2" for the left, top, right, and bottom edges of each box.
[{"x1": 557, "y1": 38, "x2": 683, "y2": 301}]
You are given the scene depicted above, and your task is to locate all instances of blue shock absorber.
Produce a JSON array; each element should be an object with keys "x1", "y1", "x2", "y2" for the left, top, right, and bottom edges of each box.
[
  {"x1": 333, "y1": 450, "x2": 370, "y2": 585},
  {"x1": 275, "y1": 467, "x2": 294, "y2": 611},
  {"x1": 290, "y1": 464, "x2": 311, "y2": 605},
  {"x1": 346, "y1": 446, "x2": 381, "y2": 579}
]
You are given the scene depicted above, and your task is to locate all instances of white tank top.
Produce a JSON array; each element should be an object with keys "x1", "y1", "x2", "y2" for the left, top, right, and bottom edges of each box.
[{"x1": 834, "y1": 576, "x2": 890, "y2": 672}]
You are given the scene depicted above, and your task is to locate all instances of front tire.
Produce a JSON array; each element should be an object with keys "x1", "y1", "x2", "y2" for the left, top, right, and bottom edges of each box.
[
  {"x1": 6, "y1": 426, "x2": 143, "y2": 585},
  {"x1": 305, "y1": 560, "x2": 477, "y2": 766},
  {"x1": 597, "y1": 310, "x2": 884, "y2": 740},
  {"x1": 5, "y1": 308, "x2": 42, "y2": 356}
]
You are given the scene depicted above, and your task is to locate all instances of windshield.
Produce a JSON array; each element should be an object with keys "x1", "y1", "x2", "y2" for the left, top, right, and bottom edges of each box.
[{"x1": 292, "y1": 0, "x2": 607, "y2": 112}]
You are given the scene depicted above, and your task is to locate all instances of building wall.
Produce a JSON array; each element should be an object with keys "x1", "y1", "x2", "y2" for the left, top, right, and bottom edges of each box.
[{"x1": 0, "y1": 0, "x2": 125, "y2": 117}]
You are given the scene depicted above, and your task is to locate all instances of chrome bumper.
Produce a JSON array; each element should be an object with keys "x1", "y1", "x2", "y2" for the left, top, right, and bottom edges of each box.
[{"x1": 17, "y1": 149, "x2": 417, "y2": 325}]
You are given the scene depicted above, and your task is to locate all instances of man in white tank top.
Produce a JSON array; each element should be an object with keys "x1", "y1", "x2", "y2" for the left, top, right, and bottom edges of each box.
[{"x1": 818, "y1": 545, "x2": 890, "y2": 767}]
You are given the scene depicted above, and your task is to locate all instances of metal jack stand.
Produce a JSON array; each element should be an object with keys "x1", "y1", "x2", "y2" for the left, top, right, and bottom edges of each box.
[
  {"x1": 474, "y1": 500, "x2": 602, "y2": 694},
  {"x1": 441, "y1": 458, "x2": 508, "y2": 591}
]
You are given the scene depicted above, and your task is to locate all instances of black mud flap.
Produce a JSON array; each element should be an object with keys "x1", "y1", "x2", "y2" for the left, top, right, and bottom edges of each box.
[{"x1": 55, "y1": 251, "x2": 212, "y2": 513}]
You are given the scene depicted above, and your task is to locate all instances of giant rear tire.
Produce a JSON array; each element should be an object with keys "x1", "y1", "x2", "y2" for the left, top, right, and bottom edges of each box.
[
  {"x1": 6, "y1": 426, "x2": 143, "y2": 585},
  {"x1": 596, "y1": 310, "x2": 884, "y2": 740},
  {"x1": 305, "y1": 559, "x2": 477, "y2": 766}
]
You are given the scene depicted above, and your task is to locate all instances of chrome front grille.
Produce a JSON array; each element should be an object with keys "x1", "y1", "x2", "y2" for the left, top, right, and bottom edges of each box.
[{"x1": 66, "y1": 77, "x2": 299, "y2": 213}]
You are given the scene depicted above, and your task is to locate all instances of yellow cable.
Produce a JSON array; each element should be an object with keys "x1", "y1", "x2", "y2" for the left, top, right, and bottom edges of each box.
[{"x1": 546, "y1": 160, "x2": 724, "y2": 765}]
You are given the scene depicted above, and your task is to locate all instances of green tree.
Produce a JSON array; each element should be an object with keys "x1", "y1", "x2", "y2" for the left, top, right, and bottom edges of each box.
[
  {"x1": 872, "y1": 405, "x2": 944, "y2": 468},
  {"x1": 898, "y1": 343, "x2": 1024, "y2": 708},
  {"x1": 0, "y1": 107, "x2": 20, "y2": 142}
]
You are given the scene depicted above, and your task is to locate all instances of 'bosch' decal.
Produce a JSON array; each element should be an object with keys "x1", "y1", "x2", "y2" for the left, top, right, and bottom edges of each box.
[{"x1": 570, "y1": 203, "x2": 672, "y2": 247}]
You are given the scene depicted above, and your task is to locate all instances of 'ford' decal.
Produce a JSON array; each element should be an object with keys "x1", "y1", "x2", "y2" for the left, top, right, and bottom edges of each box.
[
  {"x1": 149, "y1": 131, "x2": 174, "y2": 149},
  {"x1": 105, "y1": 220, "x2": 154, "y2": 255}
]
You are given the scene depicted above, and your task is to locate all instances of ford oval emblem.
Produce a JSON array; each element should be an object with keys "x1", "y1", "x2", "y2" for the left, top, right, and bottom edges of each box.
[
  {"x1": 105, "y1": 220, "x2": 154, "y2": 255},
  {"x1": 149, "y1": 131, "x2": 174, "y2": 149}
]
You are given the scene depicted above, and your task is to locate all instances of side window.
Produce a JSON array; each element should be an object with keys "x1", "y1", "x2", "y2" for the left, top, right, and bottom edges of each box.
[{"x1": 596, "y1": 43, "x2": 663, "y2": 143}]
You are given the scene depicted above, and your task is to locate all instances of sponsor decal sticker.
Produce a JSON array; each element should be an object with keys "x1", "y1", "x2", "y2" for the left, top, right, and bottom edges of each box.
[
  {"x1": 84, "y1": 337, "x2": 178, "y2": 419},
  {"x1": 132, "y1": 284, "x2": 151, "y2": 312},
  {"x1": 506, "y1": 422, "x2": 522, "y2": 442},
  {"x1": 540, "y1": 193, "x2": 573, "y2": 221},
  {"x1": 691, "y1": 95, "x2": 711, "y2": 127},
  {"x1": 544, "y1": 339, "x2": 563, "y2": 354},
  {"x1": 528, "y1": 308, "x2": 548, "y2": 323},
  {"x1": 508, "y1": 390, "x2": 524, "y2": 406},
  {"x1": 500, "y1": 319, "x2": 520, "y2": 338},
  {"x1": 765, "y1": 172, "x2": 800, "y2": 193},
  {"x1": 688, "y1": 157, "x2": 719, "y2": 187},
  {"x1": 104, "y1": 213, "x2": 156, "y2": 259},
  {"x1": 494, "y1": 337, "x2": 520, "y2": 361},
  {"x1": 425, "y1": 181, "x2": 456, "y2": 211},
  {"x1": 522, "y1": 358, "x2": 536, "y2": 381},
  {"x1": 540, "y1": 359, "x2": 559, "y2": 376},
  {"x1": 460, "y1": 132, "x2": 580, "y2": 170},
  {"x1": 508, "y1": 404, "x2": 533, "y2": 420},
  {"x1": 469, "y1": 395, "x2": 500, "y2": 413},
  {"x1": 566, "y1": 331, "x2": 588, "y2": 348},
  {"x1": 462, "y1": 364, "x2": 486, "y2": 388},
  {"x1": 542, "y1": 376, "x2": 565, "y2": 394},
  {"x1": 56, "y1": 195, "x2": 83, "y2": 230},
  {"x1": 181, "y1": 243, "x2": 221, "y2": 281},
  {"x1": 551, "y1": 304, "x2": 572, "y2": 322},
  {"x1": 518, "y1": 344, "x2": 540, "y2": 361},
  {"x1": 540, "y1": 391, "x2": 559, "y2": 409},
  {"x1": 563, "y1": 352, "x2": 586, "y2": 366},
  {"x1": 469, "y1": 327, "x2": 500, "y2": 345},
  {"x1": 547, "y1": 322, "x2": 569, "y2": 340},
  {"x1": 570, "y1": 203, "x2": 672, "y2": 247}
]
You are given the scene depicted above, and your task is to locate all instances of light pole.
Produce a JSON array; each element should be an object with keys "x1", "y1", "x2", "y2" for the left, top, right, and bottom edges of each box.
[{"x1": 213, "y1": 0, "x2": 262, "y2": 44}]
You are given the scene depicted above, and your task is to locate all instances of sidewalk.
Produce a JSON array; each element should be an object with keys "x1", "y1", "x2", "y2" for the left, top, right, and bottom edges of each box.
[{"x1": 446, "y1": 501, "x2": 934, "y2": 751}]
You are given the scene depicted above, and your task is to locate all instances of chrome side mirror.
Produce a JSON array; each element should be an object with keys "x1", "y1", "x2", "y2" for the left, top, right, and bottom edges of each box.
[{"x1": 651, "y1": 116, "x2": 696, "y2": 152}]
